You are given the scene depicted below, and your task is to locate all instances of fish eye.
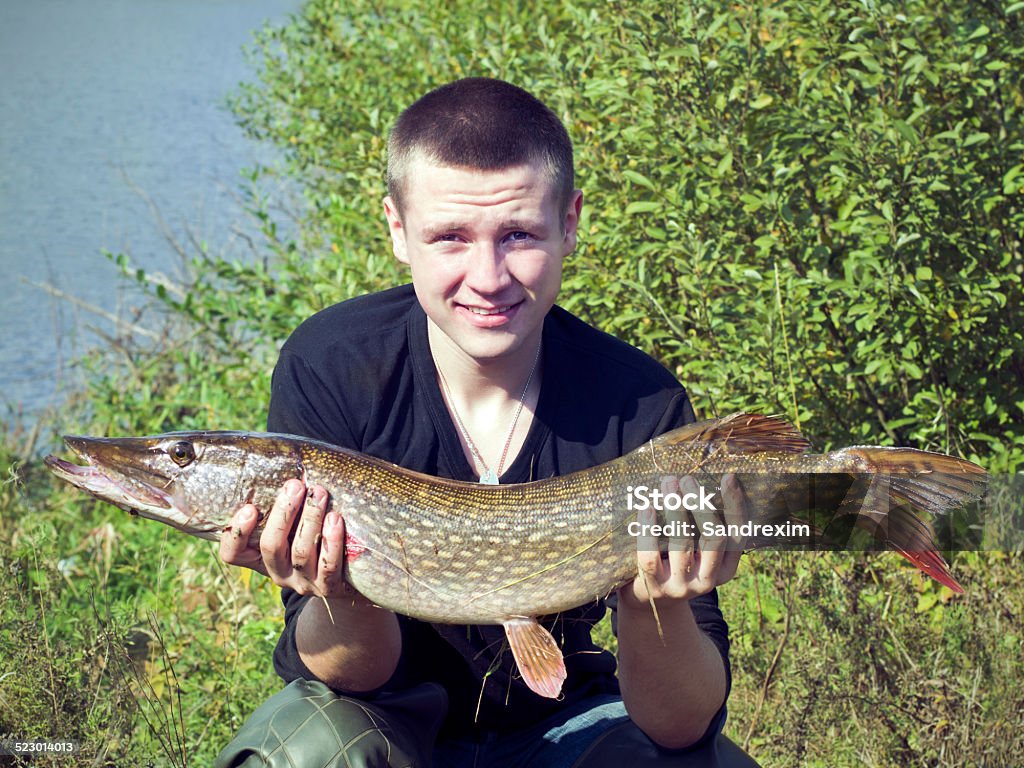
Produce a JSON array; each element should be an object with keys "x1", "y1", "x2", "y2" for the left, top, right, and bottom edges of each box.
[{"x1": 168, "y1": 441, "x2": 195, "y2": 467}]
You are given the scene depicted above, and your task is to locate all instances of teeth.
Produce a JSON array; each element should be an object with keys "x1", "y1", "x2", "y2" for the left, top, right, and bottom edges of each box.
[{"x1": 467, "y1": 305, "x2": 513, "y2": 315}]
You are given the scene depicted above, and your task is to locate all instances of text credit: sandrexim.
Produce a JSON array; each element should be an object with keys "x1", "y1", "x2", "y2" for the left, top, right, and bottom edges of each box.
[{"x1": 624, "y1": 484, "x2": 812, "y2": 539}]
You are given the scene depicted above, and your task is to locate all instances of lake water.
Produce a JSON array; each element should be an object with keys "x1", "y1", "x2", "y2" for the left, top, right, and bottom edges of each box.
[{"x1": 0, "y1": 0, "x2": 300, "y2": 424}]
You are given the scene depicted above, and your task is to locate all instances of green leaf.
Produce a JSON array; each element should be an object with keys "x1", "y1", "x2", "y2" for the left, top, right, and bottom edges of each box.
[
  {"x1": 967, "y1": 24, "x2": 990, "y2": 41},
  {"x1": 1003, "y1": 165, "x2": 1023, "y2": 194},
  {"x1": 624, "y1": 200, "x2": 661, "y2": 215},
  {"x1": 902, "y1": 361, "x2": 924, "y2": 378},
  {"x1": 715, "y1": 151, "x2": 734, "y2": 176},
  {"x1": 881, "y1": 200, "x2": 894, "y2": 223},
  {"x1": 622, "y1": 169, "x2": 655, "y2": 189},
  {"x1": 896, "y1": 232, "x2": 921, "y2": 250},
  {"x1": 837, "y1": 196, "x2": 859, "y2": 221},
  {"x1": 916, "y1": 592, "x2": 939, "y2": 613},
  {"x1": 740, "y1": 193, "x2": 765, "y2": 212}
]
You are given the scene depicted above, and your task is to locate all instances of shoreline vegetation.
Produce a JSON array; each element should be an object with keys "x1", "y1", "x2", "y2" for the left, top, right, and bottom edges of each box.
[{"x1": 2, "y1": 1, "x2": 1022, "y2": 765}]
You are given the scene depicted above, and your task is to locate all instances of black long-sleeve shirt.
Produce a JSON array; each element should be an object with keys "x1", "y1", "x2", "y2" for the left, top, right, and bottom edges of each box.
[{"x1": 267, "y1": 284, "x2": 730, "y2": 737}]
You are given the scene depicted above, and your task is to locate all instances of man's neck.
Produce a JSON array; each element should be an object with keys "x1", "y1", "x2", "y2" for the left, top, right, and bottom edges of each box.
[{"x1": 427, "y1": 321, "x2": 543, "y2": 478}]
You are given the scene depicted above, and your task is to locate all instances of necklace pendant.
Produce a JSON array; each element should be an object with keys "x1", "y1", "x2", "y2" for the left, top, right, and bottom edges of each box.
[{"x1": 479, "y1": 469, "x2": 500, "y2": 485}]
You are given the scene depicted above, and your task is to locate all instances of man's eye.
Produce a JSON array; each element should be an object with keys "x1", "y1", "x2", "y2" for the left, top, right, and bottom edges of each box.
[{"x1": 507, "y1": 231, "x2": 533, "y2": 242}]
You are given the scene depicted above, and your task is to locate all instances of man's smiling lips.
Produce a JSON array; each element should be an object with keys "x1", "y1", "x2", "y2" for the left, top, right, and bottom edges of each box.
[
  {"x1": 456, "y1": 299, "x2": 523, "y2": 327},
  {"x1": 466, "y1": 304, "x2": 514, "y2": 315}
]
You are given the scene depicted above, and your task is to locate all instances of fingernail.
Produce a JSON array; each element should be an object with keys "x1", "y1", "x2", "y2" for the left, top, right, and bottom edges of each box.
[
  {"x1": 239, "y1": 506, "x2": 255, "y2": 522},
  {"x1": 286, "y1": 479, "x2": 304, "y2": 497},
  {"x1": 325, "y1": 512, "x2": 341, "y2": 531}
]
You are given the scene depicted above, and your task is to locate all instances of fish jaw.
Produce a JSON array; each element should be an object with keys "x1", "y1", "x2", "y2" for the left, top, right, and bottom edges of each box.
[{"x1": 45, "y1": 436, "x2": 215, "y2": 539}]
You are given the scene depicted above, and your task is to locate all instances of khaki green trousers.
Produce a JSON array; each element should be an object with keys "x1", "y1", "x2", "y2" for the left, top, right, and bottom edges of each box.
[{"x1": 215, "y1": 680, "x2": 760, "y2": 768}]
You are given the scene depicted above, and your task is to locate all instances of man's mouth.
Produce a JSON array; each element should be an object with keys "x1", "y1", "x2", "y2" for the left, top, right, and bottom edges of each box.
[
  {"x1": 456, "y1": 299, "x2": 525, "y2": 328},
  {"x1": 465, "y1": 304, "x2": 516, "y2": 316}
]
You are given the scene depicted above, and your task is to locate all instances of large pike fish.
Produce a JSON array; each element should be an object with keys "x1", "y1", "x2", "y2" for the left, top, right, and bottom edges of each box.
[{"x1": 46, "y1": 413, "x2": 986, "y2": 698}]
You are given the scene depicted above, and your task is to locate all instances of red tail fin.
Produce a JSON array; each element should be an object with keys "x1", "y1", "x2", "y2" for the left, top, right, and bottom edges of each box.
[
  {"x1": 893, "y1": 547, "x2": 964, "y2": 593},
  {"x1": 839, "y1": 447, "x2": 985, "y2": 592}
]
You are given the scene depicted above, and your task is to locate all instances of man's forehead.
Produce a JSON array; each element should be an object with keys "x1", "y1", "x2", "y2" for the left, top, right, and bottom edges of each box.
[
  {"x1": 405, "y1": 154, "x2": 551, "y2": 186},
  {"x1": 400, "y1": 158, "x2": 560, "y2": 219}
]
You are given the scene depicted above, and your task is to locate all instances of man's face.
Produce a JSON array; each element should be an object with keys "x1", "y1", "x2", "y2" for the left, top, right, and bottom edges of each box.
[{"x1": 384, "y1": 158, "x2": 582, "y2": 363}]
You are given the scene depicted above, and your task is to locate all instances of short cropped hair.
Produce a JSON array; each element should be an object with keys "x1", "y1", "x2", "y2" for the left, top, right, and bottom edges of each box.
[{"x1": 387, "y1": 78, "x2": 574, "y2": 216}]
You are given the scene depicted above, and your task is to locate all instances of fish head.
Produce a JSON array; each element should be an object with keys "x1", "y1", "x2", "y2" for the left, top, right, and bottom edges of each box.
[{"x1": 45, "y1": 432, "x2": 303, "y2": 540}]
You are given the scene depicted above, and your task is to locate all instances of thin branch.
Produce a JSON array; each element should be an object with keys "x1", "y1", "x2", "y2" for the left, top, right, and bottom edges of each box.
[
  {"x1": 743, "y1": 565, "x2": 795, "y2": 751},
  {"x1": 117, "y1": 168, "x2": 188, "y2": 262},
  {"x1": 25, "y1": 279, "x2": 161, "y2": 342}
]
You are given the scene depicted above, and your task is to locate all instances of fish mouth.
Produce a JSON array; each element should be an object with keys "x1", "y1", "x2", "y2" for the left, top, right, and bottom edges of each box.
[{"x1": 45, "y1": 439, "x2": 173, "y2": 513}]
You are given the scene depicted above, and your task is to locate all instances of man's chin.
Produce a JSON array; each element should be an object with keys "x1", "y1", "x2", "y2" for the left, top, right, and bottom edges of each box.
[{"x1": 444, "y1": 329, "x2": 534, "y2": 364}]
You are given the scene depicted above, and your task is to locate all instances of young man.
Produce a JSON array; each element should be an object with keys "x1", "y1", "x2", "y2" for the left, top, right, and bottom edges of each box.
[{"x1": 216, "y1": 78, "x2": 756, "y2": 768}]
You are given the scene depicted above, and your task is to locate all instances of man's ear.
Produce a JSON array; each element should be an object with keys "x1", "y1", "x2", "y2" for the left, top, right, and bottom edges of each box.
[
  {"x1": 562, "y1": 189, "x2": 584, "y2": 254},
  {"x1": 383, "y1": 195, "x2": 409, "y2": 264}
]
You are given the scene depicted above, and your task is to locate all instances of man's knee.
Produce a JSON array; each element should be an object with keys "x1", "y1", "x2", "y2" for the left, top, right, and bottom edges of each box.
[
  {"x1": 214, "y1": 679, "x2": 447, "y2": 768},
  {"x1": 570, "y1": 720, "x2": 760, "y2": 768}
]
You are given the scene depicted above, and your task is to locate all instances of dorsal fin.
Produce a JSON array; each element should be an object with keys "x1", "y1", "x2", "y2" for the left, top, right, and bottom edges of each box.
[{"x1": 652, "y1": 413, "x2": 811, "y2": 455}]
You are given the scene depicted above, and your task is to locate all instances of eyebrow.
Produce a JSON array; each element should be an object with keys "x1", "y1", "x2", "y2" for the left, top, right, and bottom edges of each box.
[
  {"x1": 420, "y1": 222, "x2": 468, "y2": 240},
  {"x1": 502, "y1": 218, "x2": 546, "y2": 232},
  {"x1": 420, "y1": 218, "x2": 547, "y2": 240}
]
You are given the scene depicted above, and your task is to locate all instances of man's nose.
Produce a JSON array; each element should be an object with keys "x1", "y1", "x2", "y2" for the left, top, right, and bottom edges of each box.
[{"x1": 465, "y1": 242, "x2": 512, "y2": 293}]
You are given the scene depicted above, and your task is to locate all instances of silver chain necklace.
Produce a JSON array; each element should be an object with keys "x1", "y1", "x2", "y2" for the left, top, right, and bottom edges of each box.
[{"x1": 437, "y1": 341, "x2": 542, "y2": 484}]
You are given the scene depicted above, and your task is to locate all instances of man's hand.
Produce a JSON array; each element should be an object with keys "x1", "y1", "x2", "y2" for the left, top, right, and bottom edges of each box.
[
  {"x1": 220, "y1": 478, "x2": 351, "y2": 600},
  {"x1": 621, "y1": 473, "x2": 748, "y2": 609},
  {"x1": 220, "y1": 478, "x2": 401, "y2": 690},
  {"x1": 616, "y1": 473, "x2": 748, "y2": 748}
]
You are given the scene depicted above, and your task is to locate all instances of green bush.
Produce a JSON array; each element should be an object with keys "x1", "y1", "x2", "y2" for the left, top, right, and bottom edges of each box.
[{"x1": 231, "y1": 0, "x2": 1023, "y2": 469}]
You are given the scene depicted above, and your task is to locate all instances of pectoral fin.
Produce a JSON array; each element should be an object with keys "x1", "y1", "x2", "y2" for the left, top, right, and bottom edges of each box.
[{"x1": 503, "y1": 618, "x2": 566, "y2": 699}]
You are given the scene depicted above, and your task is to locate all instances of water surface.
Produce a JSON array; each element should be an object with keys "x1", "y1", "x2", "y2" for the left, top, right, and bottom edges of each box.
[{"x1": 0, "y1": 0, "x2": 300, "y2": 423}]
